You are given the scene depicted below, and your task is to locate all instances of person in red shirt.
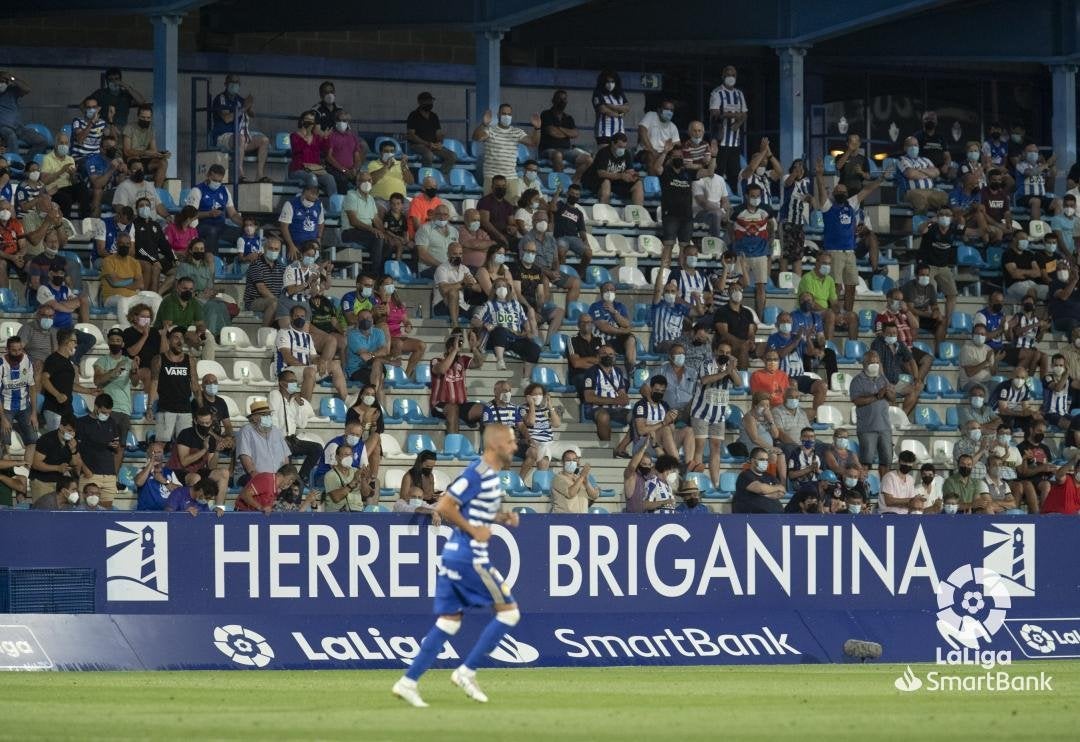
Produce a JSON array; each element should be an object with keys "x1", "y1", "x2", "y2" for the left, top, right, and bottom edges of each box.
[
  {"x1": 0, "y1": 199, "x2": 27, "y2": 290},
  {"x1": 1042, "y1": 463, "x2": 1080, "y2": 515},
  {"x1": 750, "y1": 350, "x2": 790, "y2": 407},
  {"x1": 235, "y1": 464, "x2": 299, "y2": 514}
]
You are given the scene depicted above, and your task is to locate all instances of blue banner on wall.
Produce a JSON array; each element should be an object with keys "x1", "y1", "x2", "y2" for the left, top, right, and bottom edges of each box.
[{"x1": 1, "y1": 513, "x2": 1078, "y2": 670}]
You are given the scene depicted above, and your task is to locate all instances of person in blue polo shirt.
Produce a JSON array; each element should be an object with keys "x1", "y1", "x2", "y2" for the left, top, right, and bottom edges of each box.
[
  {"x1": 184, "y1": 164, "x2": 243, "y2": 254},
  {"x1": 277, "y1": 175, "x2": 324, "y2": 262},
  {"x1": 134, "y1": 440, "x2": 183, "y2": 510},
  {"x1": 164, "y1": 479, "x2": 217, "y2": 515}
]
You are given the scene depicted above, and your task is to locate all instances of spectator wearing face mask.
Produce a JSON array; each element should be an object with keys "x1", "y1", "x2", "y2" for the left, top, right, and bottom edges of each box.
[
  {"x1": 636, "y1": 100, "x2": 680, "y2": 176},
  {"x1": 1004, "y1": 231, "x2": 1052, "y2": 304},
  {"x1": 581, "y1": 132, "x2": 643, "y2": 206},
  {"x1": 959, "y1": 325, "x2": 1003, "y2": 393},
  {"x1": 731, "y1": 182, "x2": 771, "y2": 319},
  {"x1": 712, "y1": 279, "x2": 756, "y2": 370},
  {"x1": 869, "y1": 322, "x2": 923, "y2": 418},
  {"x1": 267, "y1": 369, "x2": 322, "y2": 483},
  {"x1": 183, "y1": 163, "x2": 243, "y2": 253},
  {"x1": 540, "y1": 90, "x2": 593, "y2": 184},
  {"x1": 1007, "y1": 296, "x2": 1049, "y2": 378},
  {"x1": 659, "y1": 145, "x2": 696, "y2": 259},
  {"x1": 823, "y1": 428, "x2": 866, "y2": 481},
  {"x1": 30, "y1": 474, "x2": 80, "y2": 511},
  {"x1": 93, "y1": 329, "x2": 137, "y2": 472},
  {"x1": 278, "y1": 177, "x2": 325, "y2": 262},
  {"x1": 508, "y1": 241, "x2": 564, "y2": 346},
  {"x1": 739, "y1": 136, "x2": 782, "y2": 206},
  {"x1": 113, "y1": 160, "x2": 168, "y2": 221},
  {"x1": 458, "y1": 207, "x2": 495, "y2": 269},
  {"x1": 1042, "y1": 353, "x2": 1075, "y2": 430},
  {"x1": 737, "y1": 392, "x2": 785, "y2": 481},
  {"x1": 480, "y1": 278, "x2": 540, "y2": 375},
  {"x1": 320, "y1": 443, "x2": 369, "y2": 512},
  {"x1": 582, "y1": 344, "x2": 632, "y2": 455},
  {"x1": 589, "y1": 282, "x2": 636, "y2": 375},
  {"x1": 981, "y1": 455, "x2": 1018, "y2": 513},
  {"x1": 473, "y1": 103, "x2": 541, "y2": 200},
  {"x1": 954, "y1": 420, "x2": 993, "y2": 481},
  {"x1": 398, "y1": 450, "x2": 439, "y2": 511},
  {"x1": 401, "y1": 91, "x2": 456, "y2": 177},
  {"x1": 368, "y1": 142, "x2": 415, "y2": 206},
  {"x1": 417, "y1": 204, "x2": 459, "y2": 280},
  {"x1": 850, "y1": 351, "x2": 894, "y2": 477},
  {"x1": 772, "y1": 387, "x2": 811, "y2": 456},
  {"x1": 548, "y1": 449, "x2": 600, "y2": 514},
  {"x1": 92, "y1": 68, "x2": 145, "y2": 131},
  {"x1": 766, "y1": 311, "x2": 828, "y2": 420},
  {"x1": 0, "y1": 197, "x2": 27, "y2": 290},
  {"x1": 553, "y1": 183, "x2": 592, "y2": 275},
  {"x1": 132, "y1": 196, "x2": 173, "y2": 290},
  {"x1": 71, "y1": 96, "x2": 106, "y2": 163},
  {"x1": 134, "y1": 441, "x2": 182, "y2": 510},
  {"x1": 878, "y1": 450, "x2": 922, "y2": 514},
  {"x1": 121, "y1": 103, "x2": 170, "y2": 188},
  {"x1": 689, "y1": 342, "x2": 741, "y2": 488},
  {"x1": 235, "y1": 400, "x2": 291, "y2": 486},
  {"x1": 643, "y1": 454, "x2": 680, "y2": 513},
  {"x1": 1014, "y1": 143, "x2": 1055, "y2": 221},
  {"x1": 1049, "y1": 260, "x2": 1080, "y2": 337},
  {"x1": 0, "y1": 335, "x2": 37, "y2": 464},
  {"x1": 675, "y1": 480, "x2": 709, "y2": 513},
  {"x1": 276, "y1": 304, "x2": 347, "y2": 403},
  {"x1": 708, "y1": 65, "x2": 747, "y2": 189},
  {"x1": 916, "y1": 208, "x2": 962, "y2": 325},
  {"x1": 943, "y1": 454, "x2": 988, "y2": 513},
  {"x1": 74, "y1": 393, "x2": 121, "y2": 508},
  {"x1": 164, "y1": 206, "x2": 198, "y2": 254},
  {"x1": 1049, "y1": 193, "x2": 1080, "y2": 253},
  {"x1": 517, "y1": 382, "x2": 560, "y2": 481},
  {"x1": 100, "y1": 233, "x2": 149, "y2": 310},
  {"x1": 326, "y1": 109, "x2": 366, "y2": 195},
  {"x1": 902, "y1": 263, "x2": 946, "y2": 354},
  {"x1": 734, "y1": 447, "x2": 785, "y2": 514},
  {"x1": 659, "y1": 343, "x2": 697, "y2": 425},
  {"x1": 651, "y1": 276, "x2": 692, "y2": 355},
  {"x1": 337, "y1": 164, "x2": 382, "y2": 269},
  {"x1": 29, "y1": 417, "x2": 81, "y2": 503},
  {"x1": 1017, "y1": 422, "x2": 1054, "y2": 511},
  {"x1": 957, "y1": 383, "x2": 1002, "y2": 434},
  {"x1": 345, "y1": 308, "x2": 388, "y2": 389},
  {"x1": 899, "y1": 135, "x2": 948, "y2": 213}
]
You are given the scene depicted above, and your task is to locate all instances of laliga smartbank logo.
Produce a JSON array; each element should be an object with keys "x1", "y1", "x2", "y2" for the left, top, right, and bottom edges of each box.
[{"x1": 892, "y1": 564, "x2": 1053, "y2": 693}]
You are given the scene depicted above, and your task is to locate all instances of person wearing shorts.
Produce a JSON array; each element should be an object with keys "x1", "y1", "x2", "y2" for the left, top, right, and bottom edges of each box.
[
  {"x1": 581, "y1": 346, "x2": 632, "y2": 455},
  {"x1": 580, "y1": 132, "x2": 644, "y2": 205},
  {"x1": 659, "y1": 147, "x2": 694, "y2": 257},
  {"x1": 732, "y1": 183, "x2": 772, "y2": 318}
]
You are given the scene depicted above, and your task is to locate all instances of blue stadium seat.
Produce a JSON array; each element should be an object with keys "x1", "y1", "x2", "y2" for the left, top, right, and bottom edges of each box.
[
  {"x1": 117, "y1": 465, "x2": 138, "y2": 491},
  {"x1": 924, "y1": 374, "x2": 964, "y2": 400},
  {"x1": 582, "y1": 265, "x2": 611, "y2": 289},
  {"x1": 213, "y1": 255, "x2": 228, "y2": 279},
  {"x1": 548, "y1": 172, "x2": 571, "y2": 192},
  {"x1": 531, "y1": 469, "x2": 554, "y2": 494},
  {"x1": 634, "y1": 336, "x2": 663, "y2": 362},
  {"x1": 631, "y1": 366, "x2": 650, "y2": 391},
  {"x1": 684, "y1": 472, "x2": 718, "y2": 497},
  {"x1": 1029, "y1": 375, "x2": 1043, "y2": 398},
  {"x1": 632, "y1": 303, "x2": 650, "y2": 327},
  {"x1": 726, "y1": 405, "x2": 744, "y2": 431},
  {"x1": 413, "y1": 363, "x2": 432, "y2": 386},
  {"x1": 867, "y1": 472, "x2": 881, "y2": 495},
  {"x1": 438, "y1": 433, "x2": 478, "y2": 461},
  {"x1": 499, "y1": 470, "x2": 530, "y2": 496},
  {"x1": 985, "y1": 246, "x2": 1005, "y2": 276},
  {"x1": 871, "y1": 275, "x2": 894, "y2": 293},
  {"x1": 567, "y1": 301, "x2": 589, "y2": 321},
  {"x1": 717, "y1": 472, "x2": 740, "y2": 497},
  {"x1": 72, "y1": 394, "x2": 89, "y2": 417},
  {"x1": 843, "y1": 340, "x2": 867, "y2": 362},
  {"x1": 762, "y1": 306, "x2": 780, "y2": 326},
  {"x1": 937, "y1": 341, "x2": 960, "y2": 366},
  {"x1": 588, "y1": 505, "x2": 610, "y2": 514},
  {"x1": 945, "y1": 407, "x2": 960, "y2": 428},
  {"x1": 442, "y1": 138, "x2": 475, "y2": 163},
  {"x1": 374, "y1": 136, "x2": 403, "y2": 157},
  {"x1": 131, "y1": 392, "x2": 148, "y2": 419},
  {"x1": 915, "y1": 405, "x2": 952, "y2": 431},
  {"x1": 364, "y1": 504, "x2": 391, "y2": 513},
  {"x1": 271, "y1": 131, "x2": 291, "y2": 155},
  {"x1": 948, "y1": 312, "x2": 972, "y2": 335},
  {"x1": 320, "y1": 397, "x2": 347, "y2": 423},
  {"x1": 531, "y1": 366, "x2": 574, "y2": 393},
  {"x1": 643, "y1": 176, "x2": 661, "y2": 198},
  {"x1": 4, "y1": 153, "x2": 24, "y2": 172},
  {"x1": 392, "y1": 399, "x2": 439, "y2": 425},
  {"x1": 540, "y1": 333, "x2": 568, "y2": 361},
  {"x1": 957, "y1": 244, "x2": 987, "y2": 269},
  {"x1": 449, "y1": 168, "x2": 482, "y2": 193},
  {"x1": 327, "y1": 194, "x2": 344, "y2": 218},
  {"x1": 858, "y1": 308, "x2": 876, "y2": 332},
  {"x1": 913, "y1": 340, "x2": 934, "y2": 358},
  {"x1": 416, "y1": 167, "x2": 447, "y2": 188},
  {"x1": 516, "y1": 143, "x2": 531, "y2": 164},
  {"x1": 385, "y1": 365, "x2": 425, "y2": 390},
  {"x1": 383, "y1": 260, "x2": 431, "y2": 286},
  {"x1": 823, "y1": 154, "x2": 837, "y2": 175},
  {"x1": 405, "y1": 433, "x2": 438, "y2": 456},
  {"x1": 513, "y1": 505, "x2": 536, "y2": 514},
  {"x1": 22, "y1": 123, "x2": 53, "y2": 149}
]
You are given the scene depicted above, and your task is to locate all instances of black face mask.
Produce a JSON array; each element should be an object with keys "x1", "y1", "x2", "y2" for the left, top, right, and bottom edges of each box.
[
  {"x1": 990, "y1": 131, "x2": 1002, "y2": 140},
  {"x1": 179, "y1": 290, "x2": 193, "y2": 302},
  {"x1": 423, "y1": 188, "x2": 438, "y2": 198},
  {"x1": 420, "y1": 103, "x2": 433, "y2": 112},
  {"x1": 566, "y1": 195, "x2": 579, "y2": 205},
  {"x1": 685, "y1": 498, "x2": 700, "y2": 508},
  {"x1": 138, "y1": 120, "x2": 151, "y2": 129},
  {"x1": 1032, "y1": 433, "x2": 1045, "y2": 443},
  {"x1": 196, "y1": 424, "x2": 212, "y2": 436},
  {"x1": 104, "y1": 147, "x2": 118, "y2": 159},
  {"x1": 692, "y1": 338, "x2": 705, "y2": 346},
  {"x1": 650, "y1": 391, "x2": 665, "y2": 403},
  {"x1": 800, "y1": 300, "x2": 812, "y2": 312},
  {"x1": 358, "y1": 319, "x2": 372, "y2": 331},
  {"x1": 600, "y1": 356, "x2": 615, "y2": 367},
  {"x1": 291, "y1": 317, "x2": 306, "y2": 330},
  {"x1": 804, "y1": 502, "x2": 821, "y2": 514},
  {"x1": 922, "y1": 474, "x2": 934, "y2": 484},
  {"x1": 0, "y1": 168, "x2": 8, "y2": 178},
  {"x1": 190, "y1": 252, "x2": 205, "y2": 260},
  {"x1": 1023, "y1": 303, "x2": 1035, "y2": 313},
  {"x1": 117, "y1": 246, "x2": 130, "y2": 257},
  {"x1": 109, "y1": 344, "x2": 123, "y2": 355},
  {"x1": 554, "y1": 99, "x2": 567, "y2": 110},
  {"x1": 716, "y1": 354, "x2": 729, "y2": 366},
  {"x1": 449, "y1": 257, "x2": 461, "y2": 266},
  {"x1": 899, "y1": 464, "x2": 913, "y2": 475},
  {"x1": 637, "y1": 466, "x2": 652, "y2": 477},
  {"x1": 671, "y1": 158, "x2": 684, "y2": 170},
  {"x1": 924, "y1": 124, "x2": 936, "y2": 133},
  {"x1": 50, "y1": 275, "x2": 64, "y2": 287},
  {"x1": 130, "y1": 171, "x2": 144, "y2": 183},
  {"x1": 493, "y1": 187, "x2": 507, "y2": 199},
  {"x1": 989, "y1": 181, "x2": 1003, "y2": 189},
  {"x1": 991, "y1": 303, "x2": 1003, "y2": 314}
]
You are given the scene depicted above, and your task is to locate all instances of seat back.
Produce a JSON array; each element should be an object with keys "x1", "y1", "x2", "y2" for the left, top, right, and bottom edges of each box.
[{"x1": 219, "y1": 326, "x2": 252, "y2": 348}]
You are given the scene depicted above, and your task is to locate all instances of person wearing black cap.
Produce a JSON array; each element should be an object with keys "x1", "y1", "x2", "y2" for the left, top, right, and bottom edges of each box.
[{"x1": 406, "y1": 92, "x2": 457, "y2": 179}]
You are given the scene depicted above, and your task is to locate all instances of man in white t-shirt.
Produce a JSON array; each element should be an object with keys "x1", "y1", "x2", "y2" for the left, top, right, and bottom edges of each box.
[
  {"x1": 432, "y1": 242, "x2": 478, "y2": 327},
  {"x1": 692, "y1": 172, "x2": 731, "y2": 238},
  {"x1": 913, "y1": 462, "x2": 944, "y2": 513},
  {"x1": 637, "y1": 100, "x2": 680, "y2": 176},
  {"x1": 877, "y1": 450, "x2": 924, "y2": 514},
  {"x1": 111, "y1": 161, "x2": 168, "y2": 219},
  {"x1": 472, "y1": 103, "x2": 541, "y2": 202}
]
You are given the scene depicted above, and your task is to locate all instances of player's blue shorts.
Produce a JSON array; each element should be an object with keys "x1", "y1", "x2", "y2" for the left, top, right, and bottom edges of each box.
[{"x1": 433, "y1": 557, "x2": 515, "y2": 615}]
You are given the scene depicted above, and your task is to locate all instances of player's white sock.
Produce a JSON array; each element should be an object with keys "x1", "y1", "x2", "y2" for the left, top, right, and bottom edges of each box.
[
  {"x1": 397, "y1": 676, "x2": 417, "y2": 688},
  {"x1": 456, "y1": 664, "x2": 476, "y2": 677}
]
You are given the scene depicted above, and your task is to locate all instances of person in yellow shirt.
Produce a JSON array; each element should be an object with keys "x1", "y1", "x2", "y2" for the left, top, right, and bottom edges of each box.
[
  {"x1": 100, "y1": 232, "x2": 145, "y2": 307},
  {"x1": 40, "y1": 132, "x2": 81, "y2": 218},
  {"x1": 367, "y1": 139, "x2": 414, "y2": 201}
]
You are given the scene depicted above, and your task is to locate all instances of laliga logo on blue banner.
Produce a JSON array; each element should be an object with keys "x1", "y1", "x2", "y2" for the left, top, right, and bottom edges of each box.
[
  {"x1": 935, "y1": 564, "x2": 1011, "y2": 651},
  {"x1": 105, "y1": 522, "x2": 169, "y2": 602},
  {"x1": 1004, "y1": 618, "x2": 1080, "y2": 659},
  {"x1": 213, "y1": 625, "x2": 275, "y2": 668}
]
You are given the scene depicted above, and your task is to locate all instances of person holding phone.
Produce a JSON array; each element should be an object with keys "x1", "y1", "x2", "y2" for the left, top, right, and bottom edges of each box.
[{"x1": 74, "y1": 393, "x2": 121, "y2": 509}]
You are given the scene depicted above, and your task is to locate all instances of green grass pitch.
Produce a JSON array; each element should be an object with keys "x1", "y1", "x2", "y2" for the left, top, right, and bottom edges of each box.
[{"x1": 2, "y1": 663, "x2": 1078, "y2": 740}]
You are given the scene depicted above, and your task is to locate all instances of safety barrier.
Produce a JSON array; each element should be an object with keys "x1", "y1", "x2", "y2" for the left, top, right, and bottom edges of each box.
[{"x1": 0, "y1": 513, "x2": 1077, "y2": 670}]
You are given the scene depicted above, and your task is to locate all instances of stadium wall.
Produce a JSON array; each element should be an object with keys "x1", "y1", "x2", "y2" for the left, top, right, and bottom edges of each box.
[{"x1": 1, "y1": 513, "x2": 1079, "y2": 671}]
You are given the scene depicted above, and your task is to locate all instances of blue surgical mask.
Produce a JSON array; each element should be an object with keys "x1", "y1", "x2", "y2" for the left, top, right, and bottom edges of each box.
[
  {"x1": 943, "y1": 503, "x2": 959, "y2": 514},
  {"x1": 660, "y1": 109, "x2": 674, "y2": 121},
  {"x1": 259, "y1": 415, "x2": 273, "y2": 429},
  {"x1": 302, "y1": 255, "x2": 317, "y2": 266},
  {"x1": 384, "y1": 284, "x2": 395, "y2": 295},
  {"x1": 1026, "y1": 151, "x2": 1039, "y2": 164},
  {"x1": 672, "y1": 353, "x2": 685, "y2": 367},
  {"x1": 39, "y1": 318, "x2": 53, "y2": 330},
  {"x1": 843, "y1": 476, "x2": 858, "y2": 488},
  {"x1": 779, "y1": 322, "x2": 792, "y2": 334},
  {"x1": 785, "y1": 398, "x2": 799, "y2": 410},
  {"x1": 361, "y1": 286, "x2": 373, "y2": 297},
  {"x1": 286, "y1": 381, "x2": 300, "y2": 394},
  {"x1": 966, "y1": 150, "x2": 979, "y2": 162},
  {"x1": 754, "y1": 459, "x2": 768, "y2": 473},
  {"x1": 906, "y1": 146, "x2": 919, "y2": 159},
  {"x1": 613, "y1": 147, "x2": 626, "y2": 158},
  {"x1": 205, "y1": 383, "x2": 219, "y2": 396},
  {"x1": 802, "y1": 439, "x2": 815, "y2": 449},
  {"x1": 346, "y1": 434, "x2": 361, "y2": 446}
]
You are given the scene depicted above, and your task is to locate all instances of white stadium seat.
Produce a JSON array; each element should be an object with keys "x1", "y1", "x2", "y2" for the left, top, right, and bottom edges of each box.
[
  {"x1": 233, "y1": 360, "x2": 272, "y2": 386},
  {"x1": 591, "y1": 203, "x2": 631, "y2": 227},
  {"x1": 638, "y1": 234, "x2": 663, "y2": 257},
  {"x1": 900, "y1": 439, "x2": 930, "y2": 461},
  {"x1": 616, "y1": 266, "x2": 650, "y2": 289},
  {"x1": 197, "y1": 360, "x2": 231, "y2": 382},
  {"x1": 603, "y1": 233, "x2": 631, "y2": 257},
  {"x1": 380, "y1": 432, "x2": 412, "y2": 461},
  {"x1": 624, "y1": 205, "x2": 656, "y2": 227},
  {"x1": 0, "y1": 320, "x2": 22, "y2": 338}
]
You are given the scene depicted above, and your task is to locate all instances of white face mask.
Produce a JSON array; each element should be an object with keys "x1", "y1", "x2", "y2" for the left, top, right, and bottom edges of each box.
[
  {"x1": 917, "y1": 275, "x2": 931, "y2": 287},
  {"x1": 848, "y1": 504, "x2": 862, "y2": 514},
  {"x1": 972, "y1": 334, "x2": 986, "y2": 346},
  {"x1": 938, "y1": 216, "x2": 951, "y2": 228},
  {"x1": 138, "y1": 206, "x2": 152, "y2": 220},
  {"x1": 663, "y1": 292, "x2": 677, "y2": 305},
  {"x1": 85, "y1": 494, "x2": 100, "y2": 508},
  {"x1": 1012, "y1": 377, "x2": 1026, "y2": 389},
  {"x1": 335, "y1": 121, "x2": 348, "y2": 132},
  {"x1": 531, "y1": 394, "x2": 544, "y2": 406},
  {"x1": 499, "y1": 391, "x2": 512, "y2": 403},
  {"x1": 362, "y1": 395, "x2": 376, "y2": 406},
  {"x1": 339, "y1": 460, "x2": 353, "y2": 472},
  {"x1": 865, "y1": 363, "x2": 881, "y2": 378},
  {"x1": 730, "y1": 291, "x2": 743, "y2": 303},
  {"x1": 495, "y1": 286, "x2": 509, "y2": 300},
  {"x1": 835, "y1": 438, "x2": 849, "y2": 449},
  {"x1": 665, "y1": 471, "x2": 680, "y2": 488},
  {"x1": 468, "y1": 220, "x2": 480, "y2": 232},
  {"x1": 971, "y1": 396, "x2": 984, "y2": 409},
  {"x1": 499, "y1": 114, "x2": 513, "y2": 127},
  {"x1": 345, "y1": 434, "x2": 361, "y2": 446},
  {"x1": 818, "y1": 264, "x2": 831, "y2": 276},
  {"x1": 602, "y1": 291, "x2": 616, "y2": 303},
  {"x1": 753, "y1": 459, "x2": 768, "y2": 473},
  {"x1": 66, "y1": 492, "x2": 80, "y2": 505},
  {"x1": 534, "y1": 220, "x2": 548, "y2": 233},
  {"x1": 0, "y1": 210, "x2": 10, "y2": 223},
  {"x1": 1054, "y1": 365, "x2": 1066, "y2": 376},
  {"x1": 724, "y1": 75, "x2": 736, "y2": 87},
  {"x1": 672, "y1": 353, "x2": 685, "y2": 367},
  {"x1": 748, "y1": 197, "x2": 761, "y2": 207},
  {"x1": 359, "y1": 181, "x2": 372, "y2": 193},
  {"x1": 969, "y1": 428, "x2": 982, "y2": 441},
  {"x1": 28, "y1": 170, "x2": 40, "y2": 182},
  {"x1": 1059, "y1": 270, "x2": 1070, "y2": 282},
  {"x1": 779, "y1": 322, "x2": 792, "y2": 333},
  {"x1": 843, "y1": 477, "x2": 859, "y2": 488},
  {"x1": 943, "y1": 503, "x2": 959, "y2": 514},
  {"x1": 564, "y1": 460, "x2": 578, "y2": 474},
  {"x1": 1066, "y1": 207, "x2": 1077, "y2": 217},
  {"x1": 686, "y1": 256, "x2": 698, "y2": 268}
]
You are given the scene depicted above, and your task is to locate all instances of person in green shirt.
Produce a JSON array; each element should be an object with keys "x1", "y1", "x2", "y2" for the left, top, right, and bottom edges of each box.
[
  {"x1": 174, "y1": 241, "x2": 231, "y2": 337},
  {"x1": 93, "y1": 328, "x2": 138, "y2": 474},
  {"x1": 942, "y1": 453, "x2": 990, "y2": 513},
  {"x1": 154, "y1": 275, "x2": 217, "y2": 360}
]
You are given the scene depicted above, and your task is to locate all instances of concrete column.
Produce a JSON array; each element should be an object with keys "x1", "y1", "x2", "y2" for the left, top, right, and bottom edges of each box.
[
  {"x1": 776, "y1": 47, "x2": 809, "y2": 164},
  {"x1": 1050, "y1": 63, "x2": 1078, "y2": 196},
  {"x1": 151, "y1": 14, "x2": 182, "y2": 179},
  {"x1": 475, "y1": 29, "x2": 505, "y2": 122}
]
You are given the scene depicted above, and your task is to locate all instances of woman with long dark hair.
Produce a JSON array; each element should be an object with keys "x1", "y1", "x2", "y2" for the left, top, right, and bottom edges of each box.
[{"x1": 591, "y1": 69, "x2": 630, "y2": 146}]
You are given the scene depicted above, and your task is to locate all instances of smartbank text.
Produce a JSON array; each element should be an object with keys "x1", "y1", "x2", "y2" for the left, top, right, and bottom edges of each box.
[{"x1": 211, "y1": 522, "x2": 942, "y2": 599}]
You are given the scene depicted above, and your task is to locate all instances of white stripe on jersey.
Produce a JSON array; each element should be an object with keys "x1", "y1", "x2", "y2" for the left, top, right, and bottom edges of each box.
[
  {"x1": 1045, "y1": 375, "x2": 1071, "y2": 417},
  {"x1": 447, "y1": 459, "x2": 503, "y2": 563},
  {"x1": 677, "y1": 270, "x2": 708, "y2": 304},
  {"x1": 690, "y1": 359, "x2": 733, "y2": 424},
  {"x1": 708, "y1": 87, "x2": 747, "y2": 147},
  {"x1": 0, "y1": 354, "x2": 34, "y2": 412}
]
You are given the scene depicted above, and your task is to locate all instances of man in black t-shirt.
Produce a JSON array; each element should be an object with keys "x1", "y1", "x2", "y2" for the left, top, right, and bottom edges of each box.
[
  {"x1": 1003, "y1": 235, "x2": 1051, "y2": 303},
  {"x1": 510, "y1": 253, "x2": 566, "y2": 344},
  {"x1": 29, "y1": 415, "x2": 81, "y2": 503},
  {"x1": 193, "y1": 372, "x2": 234, "y2": 454},
  {"x1": 405, "y1": 92, "x2": 456, "y2": 178},
  {"x1": 75, "y1": 393, "x2": 121, "y2": 508},
  {"x1": 659, "y1": 144, "x2": 694, "y2": 257},
  {"x1": 553, "y1": 183, "x2": 592, "y2": 274},
  {"x1": 582, "y1": 132, "x2": 644, "y2": 205},
  {"x1": 567, "y1": 315, "x2": 602, "y2": 395},
  {"x1": 540, "y1": 90, "x2": 593, "y2": 183},
  {"x1": 733, "y1": 447, "x2": 785, "y2": 513},
  {"x1": 40, "y1": 329, "x2": 94, "y2": 433}
]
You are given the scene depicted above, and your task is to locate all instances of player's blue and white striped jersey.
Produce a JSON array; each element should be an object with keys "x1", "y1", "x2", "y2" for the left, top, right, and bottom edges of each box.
[
  {"x1": 1044, "y1": 374, "x2": 1071, "y2": 417},
  {"x1": 708, "y1": 86, "x2": 747, "y2": 147},
  {"x1": 443, "y1": 459, "x2": 504, "y2": 565},
  {"x1": 0, "y1": 353, "x2": 34, "y2": 412}
]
